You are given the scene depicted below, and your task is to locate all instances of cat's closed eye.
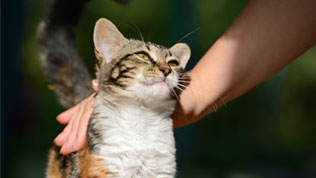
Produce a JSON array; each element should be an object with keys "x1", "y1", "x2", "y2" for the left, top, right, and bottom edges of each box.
[
  {"x1": 135, "y1": 51, "x2": 151, "y2": 62},
  {"x1": 168, "y1": 60, "x2": 179, "y2": 67}
]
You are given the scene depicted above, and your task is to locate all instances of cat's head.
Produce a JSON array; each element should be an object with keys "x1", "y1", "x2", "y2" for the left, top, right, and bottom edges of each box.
[{"x1": 93, "y1": 18, "x2": 190, "y2": 103}]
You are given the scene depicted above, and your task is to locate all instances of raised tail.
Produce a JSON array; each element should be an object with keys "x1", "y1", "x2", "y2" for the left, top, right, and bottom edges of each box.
[{"x1": 37, "y1": 0, "x2": 93, "y2": 108}]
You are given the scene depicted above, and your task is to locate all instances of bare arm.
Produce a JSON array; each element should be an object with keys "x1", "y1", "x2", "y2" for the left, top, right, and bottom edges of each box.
[{"x1": 172, "y1": 0, "x2": 316, "y2": 127}]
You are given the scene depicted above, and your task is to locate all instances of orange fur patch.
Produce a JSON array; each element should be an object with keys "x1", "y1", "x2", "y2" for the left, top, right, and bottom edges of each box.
[
  {"x1": 46, "y1": 148, "x2": 62, "y2": 178},
  {"x1": 46, "y1": 143, "x2": 110, "y2": 178},
  {"x1": 79, "y1": 142, "x2": 110, "y2": 178},
  {"x1": 48, "y1": 84, "x2": 56, "y2": 91}
]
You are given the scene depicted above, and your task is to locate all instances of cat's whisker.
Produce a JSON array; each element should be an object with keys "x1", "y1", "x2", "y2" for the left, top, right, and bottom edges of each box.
[
  {"x1": 179, "y1": 79, "x2": 190, "y2": 83},
  {"x1": 177, "y1": 83, "x2": 195, "y2": 95},
  {"x1": 180, "y1": 73, "x2": 189, "y2": 77},
  {"x1": 166, "y1": 78, "x2": 194, "y2": 95},
  {"x1": 129, "y1": 18, "x2": 145, "y2": 42},
  {"x1": 167, "y1": 77, "x2": 190, "y2": 84},
  {"x1": 178, "y1": 81, "x2": 191, "y2": 85},
  {"x1": 177, "y1": 83, "x2": 189, "y2": 89},
  {"x1": 119, "y1": 21, "x2": 143, "y2": 42},
  {"x1": 179, "y1": 78, "x2": 191, "y2": 82},
  {"x1": 177, "y1": 27, "x2": 201, "y2": 43},
  {"x1": 177, "y1": 80, "x2": 191, "y2": 84},
  {"x1": 174, "y1": 86, "x2": 184, "y2": 92},
  {"x1": 179, "y1": 76, "x2": 191, "y2": 82},
  {"x1": 171, "y1": 88, "x2": 180, "y2": 102},
  {"x1": 175, "y1": 86, "x2": 195, "y2": 101}
]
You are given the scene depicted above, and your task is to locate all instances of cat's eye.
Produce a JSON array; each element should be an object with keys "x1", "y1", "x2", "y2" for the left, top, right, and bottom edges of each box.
[
  {"x1": 168, "y1": 60, "x2": 179, "y2": 67},
  {"x1": 136, "y1": 52, "x2": 150, "y2": 61}
]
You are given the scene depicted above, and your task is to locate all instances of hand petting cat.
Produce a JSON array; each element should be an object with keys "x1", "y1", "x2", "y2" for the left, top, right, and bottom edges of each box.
[
  {"x1": 54, "y1": 80, "x2": 99, "y2": 155},
  {"x1": 54, "y1": 76, "x2": 195, "y2": 155}
]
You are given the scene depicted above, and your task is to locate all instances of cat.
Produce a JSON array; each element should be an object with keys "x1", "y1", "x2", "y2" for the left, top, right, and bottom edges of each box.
[{"x1": 37, "y1": 1, "x2": 191, "y2": 177}]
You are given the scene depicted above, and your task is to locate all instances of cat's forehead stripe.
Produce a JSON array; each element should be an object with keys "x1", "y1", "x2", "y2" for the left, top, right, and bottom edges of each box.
[
  {"x1": 106, "y1": 54, "x2": 139, "y2": 91},
  {"x1": 146, "y1": 44, "x2": 150, "y2": 51},
  {"x1": 142, "y1": 43, "x2": 174, "y2": 60}
]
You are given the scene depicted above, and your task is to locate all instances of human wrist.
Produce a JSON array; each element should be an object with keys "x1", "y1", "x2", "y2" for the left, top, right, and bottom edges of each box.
[{"x1": 177, "y1": 68, "x2": 219, "y2": 122}]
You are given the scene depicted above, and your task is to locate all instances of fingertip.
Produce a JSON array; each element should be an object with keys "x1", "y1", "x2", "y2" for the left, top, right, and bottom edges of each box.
[
  {"x1": 73, "y1": 140, "x2": 85, "y2": 152},
  {"x1": 63, "y1": 130, "x2": 79, "y2": 155},
  {"x1": 54, "y1": 140, "x2": 62, "y2": 147},
  {"x1": 56, "y1": 113, "x2": 67, "y2": 124},
  {"x1": 60, "y1": 146, "x2": 66, "y2": 155},
  {"x1": 57, "y1": 105, "x2": 80, "y2": 124},
  {"x1": 57, "y1": 112, "x2": 72, "y2": 125},
  {"x1": 54, "y1": 134, "x2": 63, "y2": 146},
  {"x1": 60, "y1": 147, "x2": 70, "y2": 156},
  {"x1": 57, "y1": 130, "x2": 69, "y2": 144},
  {"x1": 92, "y1": 79, "x2": 99, "y2": 92},
  {"x1": 60, "y1": 142, "x2": 73, "y2": 156}
]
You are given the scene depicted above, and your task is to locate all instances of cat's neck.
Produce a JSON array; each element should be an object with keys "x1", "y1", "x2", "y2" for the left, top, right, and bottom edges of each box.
[
  {"x1": 89, "y1": 91, "x2": 176, "y2": 145},
  {"x1": 93, "y1": 91, "x2": 176, "y2": 120}
]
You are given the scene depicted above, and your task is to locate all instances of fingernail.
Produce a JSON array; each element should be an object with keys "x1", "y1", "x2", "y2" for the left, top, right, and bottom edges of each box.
[
  {"x1": 92, "y1": 79, "x2": 98, "y2": 87},
  {"x1": 60, "y1": 146, "x2": 64, "y2": 153},
  {"x1": 55, "y1": 133, "x2": 62, "y2": 141}
]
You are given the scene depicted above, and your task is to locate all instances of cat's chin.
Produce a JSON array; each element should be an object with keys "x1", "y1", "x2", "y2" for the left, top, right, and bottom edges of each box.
[
  {"x1": 139, "y1": 76, "x2": 166, "y2": 86},
  {"x1": 123, "y1": 81, "x2": 172, "y2": 103},
  {"x1": 141, "y1": 80, "x2": 166, "y2": 87}
]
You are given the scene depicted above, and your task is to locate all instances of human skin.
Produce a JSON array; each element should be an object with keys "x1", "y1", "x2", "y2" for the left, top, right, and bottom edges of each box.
[{"x1": 54, "y1": 0, "x2": 316, "y2": 155}]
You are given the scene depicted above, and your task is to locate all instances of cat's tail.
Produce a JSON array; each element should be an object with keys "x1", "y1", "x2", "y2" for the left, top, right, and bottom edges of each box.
[{"x1": 36, "y1": 0, "x2": 93, "y2": 108}]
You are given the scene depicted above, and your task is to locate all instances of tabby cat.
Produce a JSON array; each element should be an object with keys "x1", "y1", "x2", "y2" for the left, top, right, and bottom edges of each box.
[{"x1": 37, "y1": 0, "x2": 191, "y2": 177}]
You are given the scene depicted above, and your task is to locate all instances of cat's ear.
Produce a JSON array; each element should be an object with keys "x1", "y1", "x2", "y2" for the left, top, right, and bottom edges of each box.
[
  {"x1": 93, "y1": 18, "x2": 128, "y2": 63},
  {"x1": 169, "y1": 43, "x2": 191, "y2": 69}
]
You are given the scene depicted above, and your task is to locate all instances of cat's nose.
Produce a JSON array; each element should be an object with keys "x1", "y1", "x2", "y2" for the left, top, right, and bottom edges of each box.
[{"x1": 159, "y1": 66, "x2": 171, "y2": 76}]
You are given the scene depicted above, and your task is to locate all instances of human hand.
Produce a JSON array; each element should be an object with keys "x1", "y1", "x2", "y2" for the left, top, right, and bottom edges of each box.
[
  {"x1": 54, "y1": 80, "x2": 99, "y2": 155},
  {"x1": 171, "y1": 71, "x2": 205, "y2": 128}
]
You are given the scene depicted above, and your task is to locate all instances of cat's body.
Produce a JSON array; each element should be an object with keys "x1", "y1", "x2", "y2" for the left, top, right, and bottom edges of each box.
[
  {"x1": 38, "y1": 0, "x2": 190, "y2": 177},
  {"x1": 88, "y1": 91, "x2": 176, "y2": 177}
]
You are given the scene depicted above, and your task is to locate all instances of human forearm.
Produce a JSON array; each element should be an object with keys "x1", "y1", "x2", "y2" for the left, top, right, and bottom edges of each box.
[{"x1": 173, "y1": 0, "x2": 316, "y2": 127}]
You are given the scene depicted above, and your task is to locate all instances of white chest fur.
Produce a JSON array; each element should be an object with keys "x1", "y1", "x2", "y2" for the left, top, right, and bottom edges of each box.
[{"x1": 89, "y1": 95, "x2": 176, "y2": 178}]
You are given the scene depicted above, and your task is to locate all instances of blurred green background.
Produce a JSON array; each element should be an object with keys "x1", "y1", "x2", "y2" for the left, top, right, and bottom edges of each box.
[{"x1": 2, "y1": 0, "x2": 316, "y2": 177}]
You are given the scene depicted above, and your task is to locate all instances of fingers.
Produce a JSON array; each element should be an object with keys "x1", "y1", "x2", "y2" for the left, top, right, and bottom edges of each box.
[
  {"x1": 60, "y1": 98, "x2": 86, "y2": 155},
  {"x1": 54, "y1": 95, "x2": 91, "y2": 144},
  {"x1": 73, "y1": 97, "x2": 95, "y2": 151},
  {"x1": 56, "y1": 104, "x2": 80, "y2": 125},
  {"x1": 54, "y1": 93, "x2": 96, "y2": 155},
  {"x1": 54, "y1": 102, "x2": 83, "y2": 147},
  {"x1": 54, "y1": 120, "x2": 72, "y2": 146},
  {"x1": 60, "y1": 94, "x2": 95, "y2": 155}
]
